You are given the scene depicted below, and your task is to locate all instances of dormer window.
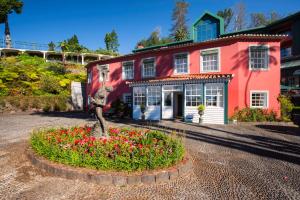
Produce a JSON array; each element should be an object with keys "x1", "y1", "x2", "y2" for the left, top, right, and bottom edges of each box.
[{"x1": 192, "y1": 12, "x2": 224, "y2": 42}]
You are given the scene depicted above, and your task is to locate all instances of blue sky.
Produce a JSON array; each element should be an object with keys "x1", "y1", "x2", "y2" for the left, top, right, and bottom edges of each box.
[{"x1": 1, "y1": 0, "x2": 299, "y2": 54}]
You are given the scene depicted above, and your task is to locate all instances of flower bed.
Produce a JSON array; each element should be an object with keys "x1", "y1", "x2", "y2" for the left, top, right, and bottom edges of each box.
[{"x1": 30, "y1": 126, "x2": 185, "y2": 172}]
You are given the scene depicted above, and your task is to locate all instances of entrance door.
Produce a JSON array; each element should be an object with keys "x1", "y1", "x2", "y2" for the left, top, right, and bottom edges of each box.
[
  {"x1": 177, "y1": 93, "x2": 183, "y2": 117},
  {"x1": 162, "y1": 91, "x2": 173, "y2": 119}
]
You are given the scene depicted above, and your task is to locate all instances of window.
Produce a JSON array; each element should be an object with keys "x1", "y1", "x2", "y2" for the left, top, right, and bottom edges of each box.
[
  {"x1": 186, "y1": 84, "x2": 203, "y2": 107},
  {"x1": 133, "y1": 87, "x2": 146, "y2": 106},
  {"x1": 250, "y1": 91, "x2": 268, "y2": 108},
  {"x1": 98, "y1": 64, "x2": 109, "y2": 82},
  {"x1": 205, "y1": 84, "x2": 223, "y2": 107},
  {"x1": 281, "y1": 47, "x2": 292, "y2": 58},
  {"x1": 196, "y1": 19, "x2": 218, "y2": 42},
  {"x1": 201, "y1": 48, "x2": 220, "y2": 72},
  {"x1": 142, "y1": 58, "x2": 155, "y2": 78},
  {"x1": 174, "y1": 53, "x2": 188, "y2": 74},
  {"x1": 122, "y1": 61, "x2": 134, "y2": 80},
  {"x1": 164, "y1": 92, "x2": 172, "y2": 106},
  {"x1": 123, "y1": 93, "x2": 132, "y2": 107},
  {"x1": 147, "y1": 86, "x2": 161, "y2": 106},
  {"x1": 249, "y1": 46, "x2": 269, "y2": 70},
  {"x1": 87, "y1": 70, "x2": 92, "y2": 84}
]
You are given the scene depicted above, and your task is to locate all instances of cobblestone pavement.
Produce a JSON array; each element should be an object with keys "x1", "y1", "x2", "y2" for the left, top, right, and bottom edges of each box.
[{"x1": 0, "y1": 112, "x2": 300, "y2": 200}]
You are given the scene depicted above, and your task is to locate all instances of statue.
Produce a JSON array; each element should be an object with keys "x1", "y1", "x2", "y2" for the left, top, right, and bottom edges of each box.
[{"x1": 89, "y1": 65, "x2": 112, "y2": 137}]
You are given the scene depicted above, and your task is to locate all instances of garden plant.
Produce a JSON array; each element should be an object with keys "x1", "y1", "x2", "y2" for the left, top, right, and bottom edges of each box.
[{"x1": 30, "y1": 126, "x2": 185, "y2": 172}]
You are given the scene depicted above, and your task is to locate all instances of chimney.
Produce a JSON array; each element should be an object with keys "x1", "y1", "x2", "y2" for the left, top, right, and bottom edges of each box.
[{"x1": 137, "y1": 43, "x2": 144, "y2": 49}]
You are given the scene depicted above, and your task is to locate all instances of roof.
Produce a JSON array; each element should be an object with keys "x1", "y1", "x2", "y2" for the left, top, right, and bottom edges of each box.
[
  {"x1": 222, "y1": 11, "x2": 300, "y2": 36},
  {"x1": 127, "y1": 73, "x2": 233, "y2": 86},
  {"x1": 86, "y1": 34, "x2": 287, "y2": 68},
  {"x1": 192, "y1": 11, "x2": 225, "y2": 36},
  {"x1": 133, "y1": 40, "x2": 193, "y2": 53}
]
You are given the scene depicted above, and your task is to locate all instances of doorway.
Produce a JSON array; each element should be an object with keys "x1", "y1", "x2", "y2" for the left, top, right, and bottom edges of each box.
[{"x1": 173, "y1": 92, "x2": 183, "y2": 118}]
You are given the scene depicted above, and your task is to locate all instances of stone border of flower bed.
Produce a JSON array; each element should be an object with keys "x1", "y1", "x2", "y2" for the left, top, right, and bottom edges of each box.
[{"x1": 26, "y1": 147, "x2": 193, "y2": 186}]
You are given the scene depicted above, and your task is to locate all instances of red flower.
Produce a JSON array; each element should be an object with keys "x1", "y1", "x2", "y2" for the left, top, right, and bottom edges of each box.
[{"x1": 138, "y1": 144, "x2": 143, "y2": 149}]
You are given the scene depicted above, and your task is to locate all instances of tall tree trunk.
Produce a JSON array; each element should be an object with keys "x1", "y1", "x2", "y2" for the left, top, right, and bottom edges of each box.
[{"x1": 4, "y1": 15, "x2": 12, "y2": 48}]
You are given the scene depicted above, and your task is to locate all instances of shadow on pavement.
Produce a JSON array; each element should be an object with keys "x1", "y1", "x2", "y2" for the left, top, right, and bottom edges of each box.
[
  {"x1": 109, "y1": 119, "x2": 300, "y2": 166},
  {"x1": 255, "y1": 124, "x2": 300, "y2": 137}
]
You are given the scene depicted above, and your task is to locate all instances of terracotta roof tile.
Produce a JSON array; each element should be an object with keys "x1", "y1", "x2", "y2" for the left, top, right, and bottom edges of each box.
[{"x1": 127, "y1": 73, "x2": 233, "y2": 86}]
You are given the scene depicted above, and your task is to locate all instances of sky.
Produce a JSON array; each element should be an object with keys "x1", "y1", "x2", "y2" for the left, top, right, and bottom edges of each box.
[{"x1": 1, "y1": 0, "x2": 300, "y2": 54}]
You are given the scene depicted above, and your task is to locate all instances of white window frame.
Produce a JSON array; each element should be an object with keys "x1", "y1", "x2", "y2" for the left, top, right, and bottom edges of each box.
[
  {"x1": 142, "y1": 57, "x2": 156, "y2": 78},
  {"x1": 133, "y1": 87, "x2": 146, "y2": 106},
  {"x1": 249, "y1": 45, "x2": 269, "y2": 71},
  {"x1": 123, "y1": 93, "x2": 132, "y2": 106},
  {"x1": 185, "y1": 84, "x2": 203, "y2": 107},
  {"x1": 250, "y1": 90, "x2": 269, "y2": 108},
  {"x1": 200, "y1": 47, "x2": 221, "y2": 73},
  {"x1": 205, "y1": 83, "x2": 224, "y2": 108},
  {"x1": 173, "y1": 52, "x2": 189, "y2": 74},
  {"x1": 98, "y1": 64, "x2": 109, "y2": 82},
  {"x1": 87, "y1": 69, "x2": 92, "y2": 84},
  {"x1": 147, "y1": 86, "x2": 161, "y2": 106},
  {"x1": 122, "y1": 60, "x2": 134, "y2": 80}
]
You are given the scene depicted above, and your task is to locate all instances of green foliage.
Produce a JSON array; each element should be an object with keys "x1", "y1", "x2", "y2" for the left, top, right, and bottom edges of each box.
[
  {"x1": 170, "y1": 1, "x2": 189, "y2": 41},
  {"x1": 278, "y1": 95, "x2": 294, "y2": 122},
  {"x1": 104, "y1": 29, "x2": 119, "y2": 52},
  {"x1": 0, "y1": 54, "x2": 86, "y2": 96},
  {"x1": 30, "y1": 127, "x2": 185, "y2": 172},
  {"x1": 48, "y1": 41, "x2": 56, "y2": 51},
  {"x1": 217, "y1": 8, "x2": 233, "y2": 32},
  {"x1": 0, "y1": 95, "x2": 70, "y2": 112},
  {"x1": 0, "y1": 0, "x2": 23, "y2": 23},
  {"x1": 197, "y1": 104, "x2": 205, "y2": 112},
  {"x1": 136, "y1": 29, "x2": 173, "y2": 48},
  {"x1": 110, "y1": 99, "x2": 131, "y2": 117},
  {"x1": 231, "y1": 108, "x2": 277, "y2": 122}
]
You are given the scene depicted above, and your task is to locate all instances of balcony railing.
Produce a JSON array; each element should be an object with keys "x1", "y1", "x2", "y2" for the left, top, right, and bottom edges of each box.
[{"x1": 0, "y1": 39, "x2": 49, "y2": 51}]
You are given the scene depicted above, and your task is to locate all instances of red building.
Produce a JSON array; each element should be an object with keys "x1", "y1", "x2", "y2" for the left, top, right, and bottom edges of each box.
[{"x1": 86, "y1": 12, "x2": 286, "y2": 124}]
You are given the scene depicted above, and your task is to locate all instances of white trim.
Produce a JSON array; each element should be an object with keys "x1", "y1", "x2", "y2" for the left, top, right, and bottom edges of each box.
[
  {"x1": 122, "y1": 60, "x2": 134, "y2": 80},
  {"x1": 204, "y1": 83, "x2": 224, "y2": 108},
  {"x1": 141, "y1": 57, "x2": 156, "y2": 78},
  {"x1": 200, "y1": 47, "x2": 221, "y2": 73},
  {"x1": 248, "y1": 44, "x2": 270, "y2": 71},
  {"x1": 173, "y1": 52, "x2": 190, "y2": 75},
  {"x1": 98, "y1": 64, "x2": 109, "y2": 82},
  {"x1": 250, "y1": 90, "x2": 269, "y2": 108}
]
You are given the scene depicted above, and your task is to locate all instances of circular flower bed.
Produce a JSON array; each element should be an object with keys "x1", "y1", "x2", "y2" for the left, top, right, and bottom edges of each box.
[{"x1": 30, "y1": 126, "x2": 185, "y2": 172}]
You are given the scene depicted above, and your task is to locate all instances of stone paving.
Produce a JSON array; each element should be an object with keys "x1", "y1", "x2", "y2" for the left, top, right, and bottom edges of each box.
[{"x1": 0, "y1": 112, "x2": 300, "y2": 200}]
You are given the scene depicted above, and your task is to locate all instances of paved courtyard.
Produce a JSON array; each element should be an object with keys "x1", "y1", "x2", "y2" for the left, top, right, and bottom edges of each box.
[{"x1": 0, "y1": 112, "x2": 300, "y2": 200}]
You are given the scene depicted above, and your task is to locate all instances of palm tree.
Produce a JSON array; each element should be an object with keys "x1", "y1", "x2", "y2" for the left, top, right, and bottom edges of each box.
[{"x1": 0, "y1": 0, "x2": 23, "y2": 48}]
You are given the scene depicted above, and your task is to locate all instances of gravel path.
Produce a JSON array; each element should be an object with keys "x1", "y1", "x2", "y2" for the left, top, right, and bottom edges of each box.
[{"x1": 0, "y1": 112, "x2": 299, "y2": 200}]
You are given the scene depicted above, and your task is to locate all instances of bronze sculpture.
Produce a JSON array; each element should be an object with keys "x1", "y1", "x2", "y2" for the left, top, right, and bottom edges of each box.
[{"x1": 89, "y1": 64, "x2": 112, "y2": 137}]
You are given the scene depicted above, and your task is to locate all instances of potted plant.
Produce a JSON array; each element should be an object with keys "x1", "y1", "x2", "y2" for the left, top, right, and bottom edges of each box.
[
  {"x1": 140, "y1": 103, "x2": 146, "y2": 120},
  {"x1": 197, "y1": 104, "x2": 205, "y2": 124}
]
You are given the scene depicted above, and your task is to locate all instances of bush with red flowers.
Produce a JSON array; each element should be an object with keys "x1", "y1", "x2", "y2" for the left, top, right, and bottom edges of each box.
[{"x1": 30, "y1": 126, "x2": 185, "y2": 171}]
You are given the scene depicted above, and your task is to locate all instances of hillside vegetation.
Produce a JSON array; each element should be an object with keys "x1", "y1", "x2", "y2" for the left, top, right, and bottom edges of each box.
[
  {"x1": 0, "y1": 54, "x2": 86, "y2": 96},
  {"x1": 0, "y1": 54, "x2": 86, "y2": 112}
]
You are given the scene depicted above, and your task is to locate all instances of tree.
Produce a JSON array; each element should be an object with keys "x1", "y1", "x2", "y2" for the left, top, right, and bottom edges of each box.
[
  {"x1": 58, "y1": 35, "x2": 83, "y2": 52},
  {"x1": 233, "y1": 2, "x2": 247, "y2": 31},
  {"x1": 249, "y1": 13, "x2": 268, "y2": 28},
  {"x1": 217, "y1": 8, "x2": 234, "y2": 32},
  {"x1": 48, "y1": 41, "x2": 56, "y2": 51},
  {"x1": 104, "y1": 30, "x2": 119, "y2": 52},
  {"x1": 136, "y1": 28, "x2": 172, "y2": 48},
  {"x1": 170, "y1": 1, "x2": 189, "y2": 41},
  {"x1": 249, "y1": 11, "x2": 282, "y2": 28},
  {"x1": 0, "y1": 0, "x2": 23, "y2": 48}
]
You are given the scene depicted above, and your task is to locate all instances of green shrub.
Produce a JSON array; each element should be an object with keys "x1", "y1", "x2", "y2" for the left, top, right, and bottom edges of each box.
[
  {"x1": 30, "y1": 127, "x2": 185, "y2": 172},
  {"x1": 277, "y1": 95, "x2": 294, "y2": 122},
  {"x1": 42, "y1": 104, "x2": 51, "y2": 112},
  {"x1": 231, "y1": 107, "x2": 277, "y2": 122}
]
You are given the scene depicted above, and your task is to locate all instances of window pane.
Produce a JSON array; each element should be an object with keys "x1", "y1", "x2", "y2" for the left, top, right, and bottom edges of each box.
[
  {"x1": 174, "y1": 53, "x2": 188, "y2": 74},
  {"x1": 250, "y1": 46, "x2": 269, "y2": 70},
  {"x1": 186, "y1": 84, "x2": 203, "y2": 107},
  {"x1": 201, "y1": 51, "x2": 219, "y2": 72},
  {"x1": 143, "y1": 58, "x2": 155, "y2": 77}
]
